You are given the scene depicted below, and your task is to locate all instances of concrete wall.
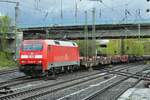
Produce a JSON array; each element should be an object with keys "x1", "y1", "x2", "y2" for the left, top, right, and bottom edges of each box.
[{"x1": 0, "y1": 32, "x2": 23, "y2": 58}]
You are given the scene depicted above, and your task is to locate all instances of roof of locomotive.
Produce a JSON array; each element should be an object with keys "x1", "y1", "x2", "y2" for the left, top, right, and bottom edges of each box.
[{"x1": 23, "y1": 39, "x2": 78, "y2": 47}]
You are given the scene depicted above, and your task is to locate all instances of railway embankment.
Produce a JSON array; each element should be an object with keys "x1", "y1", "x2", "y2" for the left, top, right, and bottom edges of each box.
[{"x1": 0, "y1": 52, "x2": 16, "y2": 70}]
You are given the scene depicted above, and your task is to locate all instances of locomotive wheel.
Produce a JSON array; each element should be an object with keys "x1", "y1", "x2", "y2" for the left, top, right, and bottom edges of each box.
[
  {"x1": 64, "y1": 66, "x2": 69, "y2": 73},
  {"x1": 52, "y1": 67, "x2": 56, "y2": 77},
  {"x1": 42, "y1": 71, "x2": 49, "y2": 80},
  {"x1": 61, "y1": 66, "x2": 65, "y2": 73},
  {"x1": 70, "y1": 66, "x2": 73, "y2": 72}
]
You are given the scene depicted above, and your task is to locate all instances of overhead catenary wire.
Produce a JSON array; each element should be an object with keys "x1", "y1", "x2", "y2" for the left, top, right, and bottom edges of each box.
[
  {"x1": 99, "y1": 8, "x2": 101, "y2": 18},
  {"x1": 96, "y1": 0, "x2": 141, "y2": 34},
  {"x1": 89, "y1": 0, "x2": 145, "y2": 55},
  {"x1": 75, "y1": 0, "x2": 78, "y2": 23},
  {"x1": 17, "y1": 0, "x2": 58, "y2": 24},
  {"x1": 1, "y1": 0, "x2": 149, "y2": 26},
  {"x1": 60, "y1": 0, "x2": 63, "y2": 25},
  {"x1": 92, "y1": 0, "x2": 144, "y2": 23},
  {"x1": 13, "y1": 1, "x2": 130, "y2": 25}
]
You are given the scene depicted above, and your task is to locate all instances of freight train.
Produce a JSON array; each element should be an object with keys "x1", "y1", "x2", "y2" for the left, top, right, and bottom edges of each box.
[{"x1": 19, "y1": 39, "x2": 149, "y2": 77}]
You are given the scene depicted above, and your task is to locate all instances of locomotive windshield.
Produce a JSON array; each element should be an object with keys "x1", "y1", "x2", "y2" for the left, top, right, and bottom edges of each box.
[{"x1": 22, "y1": 44, "x2": 43, "y2": 51}]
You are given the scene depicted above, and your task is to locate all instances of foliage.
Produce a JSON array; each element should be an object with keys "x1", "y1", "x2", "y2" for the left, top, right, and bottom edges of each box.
[
  {"x1": 0, "y1": 16, "x2": 16, "y2": 69},
  {"x1": 76, "y1": 39, "x2": 148, "y2": 56},
  {"x1": 76, "y1": 40, "x2": 99, "y2": 57},
  {"x1": 124, "y1": 39, "x2": 144, "y2": 56},
  {"x1": 0, "y1": 52, "x2": 16, "y2": 69},
  {"x1": 137, "y1": 38, "x2": 150, "y2": 55},
  {"x1": 98, "y1": 39, "x2": 147, "y2": 56},
  {"x1": 106, "y1": 39, "x2": 120, "y2": 55},
  {"x1": 0, "y1": 16, "x2": 10, "y2": 32},
  {"x1": 0, "y1": 16, "x2": 11, "y2": 51}
]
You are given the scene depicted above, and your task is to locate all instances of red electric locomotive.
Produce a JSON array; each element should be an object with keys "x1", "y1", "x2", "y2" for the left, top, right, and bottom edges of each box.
[{"x1": 19, "y1": 40, "x2": 80, "y2": 76}]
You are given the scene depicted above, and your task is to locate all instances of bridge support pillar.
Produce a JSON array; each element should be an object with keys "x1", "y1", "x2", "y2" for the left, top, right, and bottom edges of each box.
[
  {"x1": 46, "y1": 29, "x2": 49, "y2": 39},
  {"x1": 121, "y1": 37, "x2": 125, "y2": 55}
]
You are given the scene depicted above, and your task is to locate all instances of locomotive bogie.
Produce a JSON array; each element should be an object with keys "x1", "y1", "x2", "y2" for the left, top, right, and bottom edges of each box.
[{"x1": 19, "y1": 64, "x2": 43, "y2": 76}]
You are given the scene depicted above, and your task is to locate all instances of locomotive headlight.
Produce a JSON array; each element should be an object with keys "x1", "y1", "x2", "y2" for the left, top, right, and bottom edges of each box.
[
  {"x1": 21, "y1": 55, "x2": 28, "y2": 58},
  {"x1": 21, "y1": 60, "x2": 26, "y2": 63},
  {"x1": 38, "y1": 60, "x2": 42, "y2": 63},
  {"x1": 35, "y1": 55, "x2": 43, "y2": 58}
]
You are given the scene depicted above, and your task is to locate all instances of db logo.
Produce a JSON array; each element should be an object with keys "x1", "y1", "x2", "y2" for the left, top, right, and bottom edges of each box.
[{"x1": 28, "y1": 52, "x2": 34, "y2": 58}]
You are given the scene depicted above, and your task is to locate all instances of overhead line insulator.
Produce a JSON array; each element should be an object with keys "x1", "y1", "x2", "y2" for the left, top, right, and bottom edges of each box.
[{"x1": 146, "y1": 9, "x2": 150, "y2": 12}]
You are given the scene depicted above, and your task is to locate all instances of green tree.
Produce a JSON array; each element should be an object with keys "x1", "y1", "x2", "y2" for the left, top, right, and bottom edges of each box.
[
  {"x1": 98, "y1": 39, "x2": 145, "y2": 56},
  {"x1": 141, "y1": 38, "x2": 150, "y2": 55},
  {"x1": 106, "y1": 39, "x2": 120, "y2": 55},
  {"x1": 76, "y1": 40, "x2": 99, "y2": 57},
  {"x1": 0, "y1": 16, "x2": 11, "y2": 51},
  {"x1": 125, "y1": 39, "x2": 144, "y2": 56}
]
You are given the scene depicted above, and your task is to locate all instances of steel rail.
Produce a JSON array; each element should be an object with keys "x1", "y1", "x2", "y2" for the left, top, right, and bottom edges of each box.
[
  {"x1": 112, "y1": 69, "x2": 150, "y2": 100},
  {"x1": 19, "y1": 64, "x2": 148, "y2": 100},
  {"x1": 0, "y1": 72, "x2": 109, "y2": 100},
  {"x1": 0, "y1": 63, "x2": 145, "y2": 99},
  {"x1": 82, "y1": 65, "x2": 150, "y2": 100},
  {"x1": 0, "y1": 76, "x2": 38, "y2": 90},
  {"x1": 0, "y1": 68, "x2": 18, "y2": 75}
]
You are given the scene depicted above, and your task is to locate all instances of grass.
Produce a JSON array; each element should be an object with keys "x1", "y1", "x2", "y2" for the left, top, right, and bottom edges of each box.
[{"x1": 0, "y1": 51, "x2": 17, "y2": 70}]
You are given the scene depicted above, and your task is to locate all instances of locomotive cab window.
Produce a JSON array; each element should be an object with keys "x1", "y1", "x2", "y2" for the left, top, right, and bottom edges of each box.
[
  {"x1": 72, "y1": 43, "x2": 76, "y2": 46},
  {"x1": 22, "y1": 44, "x2": 43, "y2": 51},
  {"x1": 54, "y1": 41, "x2": 60, "y2": 45}
]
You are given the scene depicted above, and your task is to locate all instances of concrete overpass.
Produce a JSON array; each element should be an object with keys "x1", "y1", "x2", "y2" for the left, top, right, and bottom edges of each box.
[{"x1": 21, "y1": 23, "x2": 150, "y2": 40}]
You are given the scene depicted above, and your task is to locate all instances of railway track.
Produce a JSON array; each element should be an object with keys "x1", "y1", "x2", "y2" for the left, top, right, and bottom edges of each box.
[
  {"x1": 0, "y1": 65, "x2": 131, "y2": 99},
  {"x1": 82, "y1": 77, "x2": 140, "y2": 100},
  {"x1": 0, "y1": 63, "x2": 145, "y2": 100},
  {"x1": 0, "y1": 71, "x2": 110, "y2": 100},
  {"x1": 82, "y1": 65, "x2": 150, "y2": 100},
  {"x1": 0, "y1": 64, "x2": 122, "y2": 91},
  {"x1": 0, "y1": 63, "x2": 147, "y2": 100},
  {"x1": 0, "y1": 63, "x2": 136, "y2": 91},
  {"x1": 50, "y1": 64, "x2": 149, "y2": 100},
  {"x1": 0, "y1": 76, "x2": 39, "y2": 91},
  {"x1": 0, "y1": 70, "x2": 102, "y2": 94},
  {"x1": 0, "y1": 68, "x2": 18, "y2": 75}
]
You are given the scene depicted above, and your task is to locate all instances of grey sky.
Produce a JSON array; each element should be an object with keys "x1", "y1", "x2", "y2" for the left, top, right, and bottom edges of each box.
[{"x1": 0, "y1": 0, "x2": 149, "y2": 27}]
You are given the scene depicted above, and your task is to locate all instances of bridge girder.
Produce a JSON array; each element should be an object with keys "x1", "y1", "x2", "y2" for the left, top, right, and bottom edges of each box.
[{"x1": 22, "y1": 24, "x2": 150, "y2": 40}]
